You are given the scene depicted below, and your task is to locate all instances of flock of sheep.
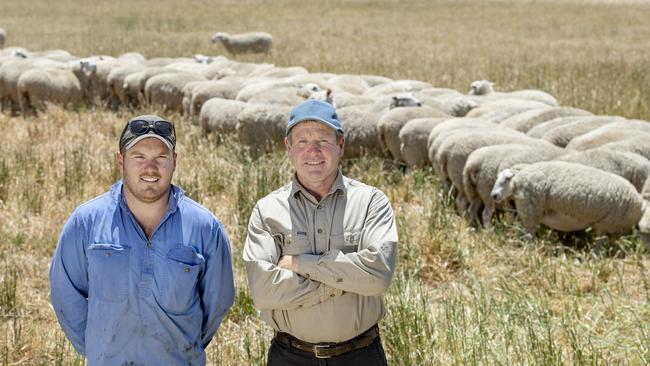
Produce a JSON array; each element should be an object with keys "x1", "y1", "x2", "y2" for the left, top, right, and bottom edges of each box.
[{"x1": 1, "y1": 28, "x2": 649, "y2": 252}]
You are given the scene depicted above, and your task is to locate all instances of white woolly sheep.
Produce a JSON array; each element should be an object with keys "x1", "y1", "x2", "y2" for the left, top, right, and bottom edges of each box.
[
  {"x1": 465, "y1": 99, "x2": 550, "y2": 119},
  {"x1": 555, "y1": 149, "x2": 650, "y2": 192},
  {"x1": 379, "y1": 105, "x2": 449, "y2": 162},
  {"x1": 490, "y1": 161, "x2": 644, "y2": 250},
  {"x1": 363, "y1": 80, "x2": 433, "y2": 98},
  {"x1": 122, "y1": 67, "x2": 179, "y2": 108},
  {"x1": 435, "y1": 128, "x2": 557, "y2": 213},
  {"x1": 118, "y1": 52, "x2": 147, "y2": 64},
  {"x1": 526, "y1": 116, "x2": 585, "y2": 138},
  {"x1": 144, "y1": 72, "x2": 206, "y2": 113},
  {"x1": 189, "y1": 79, "x2": 242, "y2": 118},
  {"x1": 1, "y1": 58, "x2": 69, "y2": 115},
  {"x1": 463, "y1": 144, "x2": 565, "y2": 228},
  {"x1": 540, "y1": 115, "x2": 625, "y2": 147},
  {"x1": 248, "y1": 66, "x2": 308, "y2": 79},
  {"x1": 199, "y1": 97, "x2": 248, "y2": 135},
  {"x1": 499, "y1": 107, "x2": 593, "y2": 132},
  {"x1": 565, "y1": 120, "x2": 650, "y2": 150},
  {"x1": 359, "y1": 74, "x2": 393, "y2": 87},
  {"x1": 235, "y1": 75, "x2": 332, "y2": 102},
  {"x1": 17, "y1": 67, "x2": 85, "y2": 116},
  {"x1": 398, "y1": 117, "x2": 450, "y2": 168},
  {"x1": 107, "y1": 64, "x2": 145, "y2": 110},
  {"x1": 211, "y1": 32, "x2": 273, "y2": 55},
  {"x1": 337, "y1": 104, "x2": 389, "y2": 159},
  {"x1": 468, "y1": 79, "x2": 559, "y2": 107},
  {"x1": 638, "y1": 179, "x2": 650, "y2": 250},
  {"x1": 236, "y1": 103, "x2": 290, "y2": 153},
  {"x1": 327, "y1": 75, "x2": 370, "y2": 95},
  {"x1": 426, "y1": 118, "x2": 495, "y2": 171},
  {"x1": 599, "y1": 137, "x2": 650, "y2": 161},
  {"x1": 247, "y1": 86, "x2": 306, "y2": 106}
]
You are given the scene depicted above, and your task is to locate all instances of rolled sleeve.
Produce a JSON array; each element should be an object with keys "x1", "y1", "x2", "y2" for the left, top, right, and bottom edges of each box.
[
  {"x1": 49, "y1": 214, "x2": 89, "y2": 355},
  {"x1": 297, "y1": 190, "x2": 398, "y2": 296},
  {"x1": 244, "y1": 205, "x2": 342, "y2": 311}
]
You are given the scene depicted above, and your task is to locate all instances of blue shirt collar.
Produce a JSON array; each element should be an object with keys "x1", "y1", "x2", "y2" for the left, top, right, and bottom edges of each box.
[{"x1": 109, "y1": 180, "x2": 184, "y2": 214}]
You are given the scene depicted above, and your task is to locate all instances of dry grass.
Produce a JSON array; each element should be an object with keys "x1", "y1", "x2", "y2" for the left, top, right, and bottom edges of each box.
[{"x1": 1, "y1": 1, "x2": 650, "y2": 365}]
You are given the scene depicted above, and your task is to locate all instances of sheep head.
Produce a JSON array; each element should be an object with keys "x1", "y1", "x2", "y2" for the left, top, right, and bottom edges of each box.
[
  {"x1": 390, "y1": 93, "x2": 421, "y2": 109},
  {"x1": 211, "y1": 32, "x2": 229, "y2": 43},
  {"x1": 491, "y1": 168, "x2": 517, "y2": 203},
  {"x1": 469, "y1": 80, "x2": 494, "y2": 95}
]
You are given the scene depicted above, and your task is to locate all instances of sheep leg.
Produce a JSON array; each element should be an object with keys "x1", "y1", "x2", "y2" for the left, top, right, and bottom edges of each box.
[
  {"x1": 593, "y1": 235, "x2": 608, "y2": 256},
  {"x1": 455, "y1": 193, "x2": 468, "y2": 215},
  {"x1": 514, "y1": 198, "x2": 542, "y2": 238},
  {"x1": 481, "y1": 204, "x2": 495, "y2": 230},
  {"x1": 466, "y1": 198, "x2": 483, "y2": 228}
]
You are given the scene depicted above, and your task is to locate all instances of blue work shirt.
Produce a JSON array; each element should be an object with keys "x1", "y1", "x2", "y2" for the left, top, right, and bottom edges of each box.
[{"x1": 49, "y1": 181, "x2": 235, "y2": 365}]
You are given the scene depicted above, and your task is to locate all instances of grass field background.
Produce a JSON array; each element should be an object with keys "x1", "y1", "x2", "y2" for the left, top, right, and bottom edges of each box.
[{"x1": 0, "y1": 0, "x2": 649, "y2": 365}]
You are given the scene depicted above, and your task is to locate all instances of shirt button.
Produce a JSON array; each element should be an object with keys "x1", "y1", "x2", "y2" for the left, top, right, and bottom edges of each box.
[
  {"x1": 317, "y1": 228, "x2": 323, "y2": 234},
  {"x1": 147, "y1": 242, "x2": 153, "y2": 248},
  {"x1": 105, "y1": 252, "x2": 111, "y2": 257},
  {"x1": 184, "y1": 267, "x2": 190, "y2": 273}
]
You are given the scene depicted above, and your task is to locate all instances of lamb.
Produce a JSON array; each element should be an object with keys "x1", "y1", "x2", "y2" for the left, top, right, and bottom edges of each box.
[
  {"x1": 540, "y1": 115, "x2": 625, "y2": 147},
  {"x1": 398, "y1": 117, "x2": 450, "y2": 168},
  {"x1": 435, "y1": 129, "x2": 557, "y2": 213},
  {"x1": 490, "y1": 161, "x2": 644, "y2": 251},
  {"x1": 144, "y1": 72, "x2": 206, "y2": 113},
  {"x1": 235, "y1": 103, "x2": 290, "y2": 153},
  {"x1": 17, "y1": 67, "x2": 86, "y2": 116},
  {"x1": 555, "y1": 149, "x2": 650, "y2": 192},
  {"x1": 378, "y1": 105, "x2": 449, "y2": 162},
  {"x1": 0, "y1": 28, "x2": 5, "y2": 49},
  {"x1": 468, "y1": 79, "x2": 559, "y2": 107},
  {"x1": 565, "y1": 120, "x2": 650, "y2": 150},
  {"x1": 199, "y1": 97, "x2": 248, "y2": 135},
  {"x1": 499, "y1": 107, "x2": 593, "y2": 132},
  {"x1": 211, "y1": 32, "x2": 273, "y2": 55},
  {"x1": 463, "y1": 144, "x2": 565, "y2": 228}
]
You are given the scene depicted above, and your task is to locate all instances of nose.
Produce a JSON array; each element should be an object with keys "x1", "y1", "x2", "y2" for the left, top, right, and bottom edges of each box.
[{"x1": 491, "y1": 192, "x2": 499, "y2": 201}]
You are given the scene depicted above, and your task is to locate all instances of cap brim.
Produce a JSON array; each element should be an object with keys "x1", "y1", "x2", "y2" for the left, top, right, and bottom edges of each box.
[
  {"x1": 287, "y1": 116, "x2": 343, "y2": 135},
  {"x1": 124, "y1": 134, "x2": 174, "y2": 151}
]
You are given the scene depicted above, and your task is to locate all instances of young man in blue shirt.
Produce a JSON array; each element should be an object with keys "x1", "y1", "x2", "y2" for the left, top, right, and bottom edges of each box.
[{"x1": 49, "y1": 115, "x2": 235, "y2": 365}]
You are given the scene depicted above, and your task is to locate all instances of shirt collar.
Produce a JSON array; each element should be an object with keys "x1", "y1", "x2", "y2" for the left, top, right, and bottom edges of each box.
[
  {"x1": 110, "y1": 180, "x2": 183, "y2": 214},
  {"x1": 291, "y1": 169, "x2": 347, "y2": 201}
]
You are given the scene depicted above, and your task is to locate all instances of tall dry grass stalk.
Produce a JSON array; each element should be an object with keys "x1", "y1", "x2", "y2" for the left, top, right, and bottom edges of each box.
[{"x1": 1, "y1": 1, "x2": 649, "y2": 365}]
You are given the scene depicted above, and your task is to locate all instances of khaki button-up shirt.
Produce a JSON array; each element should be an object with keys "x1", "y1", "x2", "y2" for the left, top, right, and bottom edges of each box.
[{"x1": 243, "y1": 172, "x2": 398, "y2": 343}]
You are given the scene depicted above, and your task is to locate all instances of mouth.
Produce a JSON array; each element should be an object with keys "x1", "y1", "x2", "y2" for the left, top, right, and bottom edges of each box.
[
  {"x1": 140, "y1": 176, "x2": 160, "y2": 183},
  {"x1": 304, "y1": 161, "x2": 324, "y2": 166}
]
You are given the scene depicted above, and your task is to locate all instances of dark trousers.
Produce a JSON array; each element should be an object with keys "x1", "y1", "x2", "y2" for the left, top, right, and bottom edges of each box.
[{"x1": 267, "y1": 336, "x2": 388, "y2": 366}]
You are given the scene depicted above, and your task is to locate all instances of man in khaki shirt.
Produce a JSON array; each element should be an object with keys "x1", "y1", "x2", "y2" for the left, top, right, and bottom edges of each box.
[{"x1": 244, "y1": 100, "x2": 398, "y2": 365}]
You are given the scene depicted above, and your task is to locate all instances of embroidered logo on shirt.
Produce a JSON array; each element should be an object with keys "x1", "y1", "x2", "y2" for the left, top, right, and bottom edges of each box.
[{"x1": 296, "y1": 231, "x2": 307, "y2": 236}]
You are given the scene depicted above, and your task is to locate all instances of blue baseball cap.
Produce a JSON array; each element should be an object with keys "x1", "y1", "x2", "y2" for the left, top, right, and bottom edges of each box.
[{"x1": 287, "y1": 100, "x2": 344, "y2": 135}]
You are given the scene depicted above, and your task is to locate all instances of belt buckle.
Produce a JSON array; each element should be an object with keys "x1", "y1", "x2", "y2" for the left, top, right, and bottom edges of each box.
[{"x1": 314, "y1": 344, "x2": 333, "y2": 359}]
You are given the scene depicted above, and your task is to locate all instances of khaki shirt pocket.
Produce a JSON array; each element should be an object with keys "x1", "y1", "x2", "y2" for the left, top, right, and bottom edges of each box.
[
  {"x1": 277, "y1": 231, "x2": 312, "y2": 256},
  {"x1": 331, "y1": 231, "x2": 361, "y2": 254}
]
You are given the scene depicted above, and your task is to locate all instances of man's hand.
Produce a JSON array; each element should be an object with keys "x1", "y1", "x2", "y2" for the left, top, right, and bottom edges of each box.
[{"x1": 278, "y1": 255, "x2": 299, "y2": 272}]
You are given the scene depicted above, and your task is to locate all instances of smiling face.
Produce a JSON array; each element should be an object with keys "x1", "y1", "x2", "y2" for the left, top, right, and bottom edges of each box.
[
  {"x1": 285, "y1": 121, "x2": 344, "y2": 198},
  {"x1": 117, "y1": 137, "x2": 176, "y2": 206}
]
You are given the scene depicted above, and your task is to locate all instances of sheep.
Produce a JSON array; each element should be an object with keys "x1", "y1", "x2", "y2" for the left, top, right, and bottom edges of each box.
[
  {"x1": 77, "y1": 57, "x2": 128, "y2": 106},
  {"x1": 565, "y1": 120, "x2": 650, "y2": 150},
  {"x1": 327, "y1": 75, "x2": 369, "y2": 95},
  {"x1": 468, "y1": 79, "x2": 559, "y2": 107},
  {"x1": 247, "y1": 86, "x2": 306, "y2": 106},
  {"x1": 106, "y1": 64, "x2": 145, "y2": 110},
  {"x1": 555, "y1": 149, "x2": 650, "y2": 192},
  {"x1": 199, "y1": 97, "x2": 248, "y2": 135},
  {"x1": 414, "y1": 93, "x2": 478, "y2": 117},
  {"x1": 164, "y1": 60, "x2": 212, "y2": 75},
  {"x1": 540, "y1": 115, "x2": 625, "y2": 147},
  {"x1": 121, "y1": 67, "x2": 179, "y2": 108},
  {"x1": 359, "y1": 74, "x2": 393, "y2": 87},
  {"x1": 189, "y1": 79, "x2": 242, "y2": 118},
  {"x1": 363, "y1": 79, "x2": 432, "y2": 98},
  {"x1": 247, "y1": 66, "x2": 309, "y2": 79},
  {"x1": 337, "y1": 103, "x2": 390, "y2": 159},
  {"x1": 465, "y1": 98, "x2": 550, "y2": 119},
  {"x1": 463, "y1": 144, "x2": 565, "y2": 228},
  {"x1": 526, "y1": 116, "x2": 585, "y2": 138},
  {"x1": 0, "y1": 28, "x2": 5, "y2": 49},
  {"x1": 144, "y1": 57, "x2": 177, "y2": 67},
  {"x1": 490, "y1": 161, "x2": 644, "y2": 251},
  {"x1": 235, "y1": 103, "x2": 290, "y2": 153},
  {"x1": 599, "y1": 137, "x2": 650, "y2": 161},
  {"x1": 211, "y1": 32, "x2": 273, "y2": 55},
  {"x1": 144, "y1": 72, "x2": 206, "y2": 113},
  {"x1": 398, "y1": 117, "x2": 450, "y2": 168},
  {"x1": 235, "y1": 75, "x2": 332, "y2": 102},
  {"x1": 435, "y1": 128, "x2": 558, "y2": 213},
  {"x1": 499, "y1": 107, "x2": 593, "y2": 132},
  {"x1": 303, "y1": 88, "x2": 374, "y2": 109},
  {"x1": 118, "y1": 52, "x2": 147, "y2": 64},
  {"x1": 181, "y1": 80, "x2": 212, "y2": 119},
  {"x1": 16, "y1": 67, "x2": 85, "y2": 116},
  {"x1": 378, "y1": 105, "x2": 450, "y2": 162},
  {"x1": 426, "y1": 118, "x2": 494, "y2": 170},
  {"x1": 639, "y1": 179, "x2": 650, "y2": 250},
  {"x1": 1, "y1": 58, "x2": 68, "y2": 115}
]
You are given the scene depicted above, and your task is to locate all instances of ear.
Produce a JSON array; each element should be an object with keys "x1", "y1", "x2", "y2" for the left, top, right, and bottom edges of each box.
[
  {"x1": 338, "y1": 137, "x2": 345, "y2": 158},
  {"x1": 284, "y1": 136, "x2": 291, "y2": 153},
  {"x1": 172, "y1": 151, "x2": 177, "y2": 171},
  {"x1": 116, "y1": 151, "x2": 124, "y2": 172}
]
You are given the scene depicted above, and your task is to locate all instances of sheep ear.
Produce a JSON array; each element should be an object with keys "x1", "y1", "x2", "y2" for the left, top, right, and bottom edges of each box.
[{"x1": 392, "y1": 96, "x2": 398, "y2": 101}]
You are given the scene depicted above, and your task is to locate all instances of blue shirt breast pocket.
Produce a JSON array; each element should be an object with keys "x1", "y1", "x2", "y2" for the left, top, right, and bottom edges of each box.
[
  {"x1": 87, "y1": 244, "x2": 130, "y2": 303},
  {"x1": 153, "y1": 244, "x2": 205, "y2": 315}
]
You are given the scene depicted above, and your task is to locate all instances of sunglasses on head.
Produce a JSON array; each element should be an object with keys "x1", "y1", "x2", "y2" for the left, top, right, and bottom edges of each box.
[{"x1": 128, "y1": 119, "x2": 175, "y2": 137}]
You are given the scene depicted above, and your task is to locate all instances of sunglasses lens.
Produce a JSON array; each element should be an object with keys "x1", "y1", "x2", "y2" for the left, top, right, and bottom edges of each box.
[
  {"x1": 130, "y1": 120, "x2": 151, "y2": 135},
  {"x1": 154, "y1": 121, "x2": 174, "y2": 136}
]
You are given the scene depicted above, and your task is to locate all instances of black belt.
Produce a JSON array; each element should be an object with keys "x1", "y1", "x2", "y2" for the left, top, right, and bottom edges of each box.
[{"x1": 274, "y1": 325, "x2": 379, "y2": 359}]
